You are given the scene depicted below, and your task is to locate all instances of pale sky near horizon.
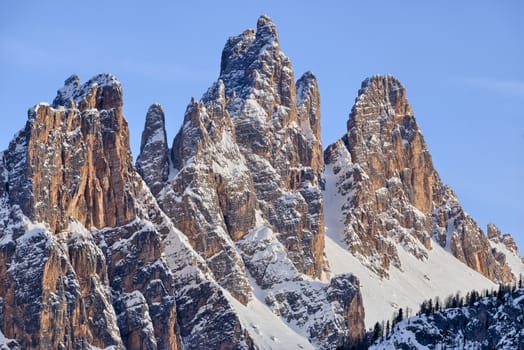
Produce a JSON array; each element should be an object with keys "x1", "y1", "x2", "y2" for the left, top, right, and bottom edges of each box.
[{"x1": 1, "y1": 1, "x2": 523, "y2": 253}]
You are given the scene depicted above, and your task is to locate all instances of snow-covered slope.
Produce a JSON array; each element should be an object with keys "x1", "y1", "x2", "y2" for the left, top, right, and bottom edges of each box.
[
  {"x1": 325, "y1": 233, "x2": 496, "y2": 327},
  {"x1": 223, "y1": 281, "x2": 315, "y2": 350},
  {"x1": 0, "y1": 327, "x2": 20, "y2": 350},
  {"x1": 324, "y1": 161, "x2": 497, "y2": 327}
]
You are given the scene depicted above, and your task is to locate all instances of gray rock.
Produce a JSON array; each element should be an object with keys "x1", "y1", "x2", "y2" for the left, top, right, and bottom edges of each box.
[{"x1": 136, "y1": 104, "x2": 170, "y2": 197}]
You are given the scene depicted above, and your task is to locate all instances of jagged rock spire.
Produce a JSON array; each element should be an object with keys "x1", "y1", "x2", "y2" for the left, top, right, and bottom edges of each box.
[
  {"x1": 136, "y1": 103, "x2": 170, "y2": 197},
  {"x1": 297, "y1": 70, "x2": 322, "y2": 140}
]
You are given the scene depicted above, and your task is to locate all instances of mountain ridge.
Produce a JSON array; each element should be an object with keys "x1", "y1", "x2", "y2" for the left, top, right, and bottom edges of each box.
[{"x1": 0, "y1": 15, "x2": 521, "y2": 350}]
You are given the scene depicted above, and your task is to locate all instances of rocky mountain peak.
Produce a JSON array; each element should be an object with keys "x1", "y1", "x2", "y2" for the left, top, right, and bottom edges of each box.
[
  {"x1": 357, "y1": 75, "x2": 410, "y2": 110},
  {"x1": 349, "y1": 75, "x2": 416, "y2": 156},
  {"x1": 501, "y1": 235, "x2": 519, "y2": 257},
  {"x1": 487, "y1": 223, "x2": 503, "y2": 243},
  {"x1": 325, "y1": 74, "x2": 515, "y2": 282},
  {"x1": 296, "y1": 71, "x2": 317, "y2": 102},
  {"x1": 219, "y1": 15, "x2": 293, "y2": 115},
  {"x1": 52, "y1": 73, "x2": 122, "y2": 110},
  {"x1": 0, "y1": 74, "x2": 185, "y2": 350},
  {"x1": 488, "y1": 223, "x2": 521, "y2": 258},
  {"x1": 296, "y1": 71, "x2": 321, "y2": 140},
  {"x1": 4, "y1": 73, "x2": 135, "y2": 233},
  {"x1": 136, "y1": 103, "x2": 169, "y2": 197},
  {"x1": 255, "y1": 14, "x2": 279, "y2": 45},
  {"x1": 135, "y1": 17, "x2": 366, "y2": 348},
  {"x1": 219, "y1": 15, "x2": 278, "y2": 78}
]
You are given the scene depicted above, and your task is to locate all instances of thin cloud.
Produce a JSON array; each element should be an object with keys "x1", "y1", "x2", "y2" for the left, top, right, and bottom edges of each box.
[
  {"x1": 120, "y1": 60, "x2": 215, "y2": 83},
  {"x1": 0, "y1": 37, "x2": 215, "y2": 84},
  {"x1": 461, "y1": 77, "x2": 524, "y2": 97},
  {"x1": 0, "y1": 37, "x2": 67, "y2": 67}
]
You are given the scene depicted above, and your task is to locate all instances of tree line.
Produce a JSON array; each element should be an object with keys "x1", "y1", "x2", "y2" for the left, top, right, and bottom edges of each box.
[{"x1": 338, "y1": 274, "x2": 523, "y2": 350}]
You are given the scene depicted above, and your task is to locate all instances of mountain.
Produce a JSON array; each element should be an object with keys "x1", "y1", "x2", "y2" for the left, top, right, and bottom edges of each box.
[
  {"x1": 0, "y1": 15, "x2": 522, "y2": 350},
  {"x1": 0, "y1": 74, "x2": 183, "y2": 349},
  {"x1": 323, "y1": 74, "x2": 523, "y2": 326},
  {"x1": 0, "y1": 16, "x2": 366, "y2": 350},
  {"x1": 370, "y1": 287, "x2": 524, "y2": 349},
  {"x1": 324, "y1": 74, "x2": 514, "y2": 283},
  {"x1": 137, "y1": 15, "x2": 365, "y2": 349}
]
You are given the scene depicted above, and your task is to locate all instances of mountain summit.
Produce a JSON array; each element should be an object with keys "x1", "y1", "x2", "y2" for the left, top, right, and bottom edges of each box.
[
  {"x1": 137, "y1": 15, "x2": 364, "y2": 348},
  {"x1": 323, "y1": 74, "x2": 522, "y2": 325},
  {"x1": 325, "y1": 74, "x2": 514, "y2": 282}
]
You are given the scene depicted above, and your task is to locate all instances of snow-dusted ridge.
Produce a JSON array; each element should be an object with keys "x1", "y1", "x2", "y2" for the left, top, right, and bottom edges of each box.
[
  {"x1": 1, "y1": 13, "x2": 522, "y2": 350},
  {"x1": 52, "y1": 73, "x2": 122, "y2": 108}
]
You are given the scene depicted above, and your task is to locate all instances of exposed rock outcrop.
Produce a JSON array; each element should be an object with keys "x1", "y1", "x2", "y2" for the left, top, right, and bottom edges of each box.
[
  {"x1": 220, "y1": 16, "x2": 325, "y2": 279},
  {"x1": 0, "y1": 74, "x2": 183, "y2": 350},
  {"x1": 5, "y1": 74, "x2": 135, "y2": 233},
  {"x1": 143, "y1": 15, "x2": 327, "y2": 285},
  {"x1": 324, "y1": 75, "x2": 515, "y2": 283},
  {"x1": 3, "y1": 14, "x2": 518, "y2": 350},
  {"x1": 136, "y1": 104, "x2": 170, "y2": 197},
  {"x1": 137, "y1": 15, "x2": 365, "y2": 348},
  {"x1": 488, "y1": 223, "x2": 520, "y2": 257}
]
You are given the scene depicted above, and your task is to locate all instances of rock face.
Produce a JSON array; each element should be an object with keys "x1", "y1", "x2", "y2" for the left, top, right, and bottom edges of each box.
[
  {"x1": 324, "y1": 75, "x2": 515, "y2": 283},
  {"x1": 4, "y1": 14, "x2": 519, "y2": 350},
  {"x1": 7, "y1": 74, "x2": 135, "y2": 233},
  {"x1": 220, "y1": 16, "x2": 326, "y2": 280},
  {"x1": 137, "y1": 15, "x2": 365, "y2": 349},
  {"x1": 136, "y1": 104, "x2": 170, "y2": 197},
  {"x1": 0, "y1": 74, "x2": 184, "y2": 350},
  {"x1": 488, "y1": 223, "x2": 520, "y2": 257},
  {"x1": 141, "y1": 15, "x2": 326, "y2": 284}
]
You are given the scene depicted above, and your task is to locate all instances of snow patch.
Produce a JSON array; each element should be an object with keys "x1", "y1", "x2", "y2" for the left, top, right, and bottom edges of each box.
[
  {"x1": 223, "y1": 285, "x2": 314, "y2": 350},
  {"x1": 324, "y1": 234, "x2": 496, "y2": 327}
]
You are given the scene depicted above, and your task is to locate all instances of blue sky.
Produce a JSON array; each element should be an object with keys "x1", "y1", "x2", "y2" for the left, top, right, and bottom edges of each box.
[{"x1": 1, "y1": 1, "x2": 523, "y2": 252}]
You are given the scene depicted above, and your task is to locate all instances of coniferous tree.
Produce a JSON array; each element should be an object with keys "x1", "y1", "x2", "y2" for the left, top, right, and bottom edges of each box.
[
  {"x1": 452, "y1": 292, "x2": 461, "y2": 308},
  {"x1": 427, "y1": 299, "x2": 433, "y2": 315},
  {"x1": 468, "y1": 290, "x2": 478, "y2": 306},
  {"x1": 396, "y1": 307, "x2": 404, "y2": 323},
  {"x1": 419, "y1": 300, "x2": 426, "y2": 316},
  {"x1": 391, "y1": 311, "x2": 397, "y2": 327},
  {"x1": 445, "y1": 295, "x2": 453, "y2": 309},
  {"x1": 372, "y1": 322, "x2": 382, "y2": 342},
  {"x1": 465, "y1": 291, "x2": 471, "y2": 306},
  {"x1": 497, "y1": 284, "x2": 504, "y2": 304}
]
